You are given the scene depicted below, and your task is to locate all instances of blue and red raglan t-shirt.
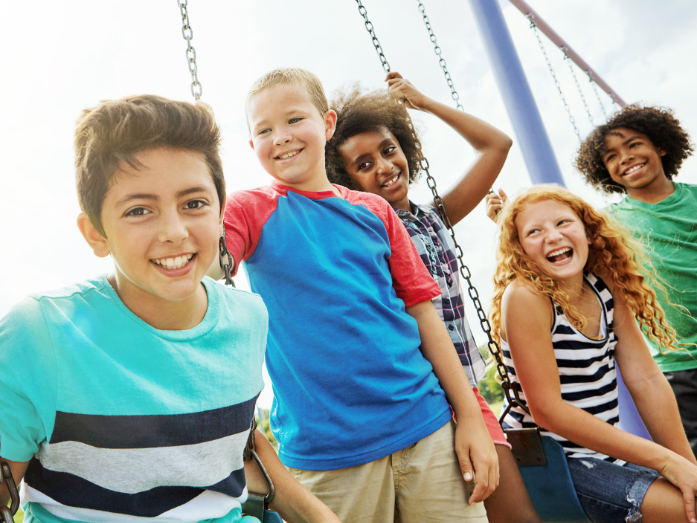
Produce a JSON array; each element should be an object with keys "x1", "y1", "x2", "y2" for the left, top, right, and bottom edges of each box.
[{"x1": 224, "y1": 181, "x2": 452, "y2": 470}]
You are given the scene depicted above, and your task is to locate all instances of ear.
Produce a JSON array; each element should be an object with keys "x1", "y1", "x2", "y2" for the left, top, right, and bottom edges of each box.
[
  {"x1": 659, "y1": 148, "x2": 667, "y2": 157},
  {"x1": 324, "y1": 109, "x2": 338, "y2": 141},
  {"x1": 249, "y1": 138, "x2": 255, "y2": 151},
  {"x1": 77, "y1": 212, "x2": 110, "y2": 258}
]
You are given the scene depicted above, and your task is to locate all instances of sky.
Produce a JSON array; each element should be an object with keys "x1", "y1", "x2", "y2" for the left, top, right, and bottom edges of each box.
[{"x1": 2, "y1": 0, "x2": 696, "y2": 408}]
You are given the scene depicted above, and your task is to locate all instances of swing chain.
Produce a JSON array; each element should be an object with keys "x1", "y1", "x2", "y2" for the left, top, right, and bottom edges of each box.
[
  {"x1": 350, "y1": 0, "x2": 529, "y2": 418},
  {"x1": 354, "y1": 0, "x2": 391, "y2": 73},
  {"x1": 562, "y1": 49, "x2": 595, "y2": 127},
  {"x1": 586, "y1": 72, "x2": 608, "y2": 119},
  {"x1": 415, "y1": 0, "x2": 463, "y2": 111},
  {"x1": 0, "y1": 462, "x2": 20, "y2": 523},
  {"x1": 178, "y1": 0, "x2": 203, "y2": 101},
  {"x1": 219, "y1": 223, "x2": 234, "y2": 287},
  {"x1": 527, "y1": 15, "x2": 582, "y2": 143}
]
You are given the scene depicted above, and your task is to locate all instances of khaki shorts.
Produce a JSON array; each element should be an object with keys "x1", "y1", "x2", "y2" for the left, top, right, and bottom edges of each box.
[{"x1": 288, "y1": 420, "x2": 488, "y2": 523}]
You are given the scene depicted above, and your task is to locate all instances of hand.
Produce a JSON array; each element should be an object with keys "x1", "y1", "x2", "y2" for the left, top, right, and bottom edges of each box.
[
  {"x1": 454, "y1": 418, "x2": 499, "y2": 504},
  {"x1": 659, "y1": 453, "x2": 697, "y2": 523},
  {"x1": 485, "y1": 188, "x2": 508, "y2": 222},
  {"x1": 385, "y1": 72, "x2": 428, "y2": 111}
]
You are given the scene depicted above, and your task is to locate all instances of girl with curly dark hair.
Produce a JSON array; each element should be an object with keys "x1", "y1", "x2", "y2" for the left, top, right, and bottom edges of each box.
[
  {"x1": 327, "y1": 73, "x2": 546, "y2": 523},
  {"x1": 575, "y1": 105, "x2": 697, "y2": 456}
]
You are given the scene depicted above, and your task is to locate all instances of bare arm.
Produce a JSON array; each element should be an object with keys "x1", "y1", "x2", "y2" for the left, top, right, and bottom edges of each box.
[
  {"x1": 245, "y1": 430, "x2": 341, "y2": 523},
  {"x1": 503, "y1": 283, "x2": 697, "y2": 522},
  {"x1": 406, "y1": 300, "x2": 498, "y2": 504},
  {"x1": 206, "y1": 253, "x2": 233, "y2": 281},
  {"x1": 386, "y1": 72, "x2": 512, "y2": 225},
  {"x1": 0, "y1": 458, "x2": 28, "y2": 506}
]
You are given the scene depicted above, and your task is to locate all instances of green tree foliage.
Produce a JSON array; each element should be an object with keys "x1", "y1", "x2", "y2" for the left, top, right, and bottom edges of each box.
[{"x1": 477, "y1": 345, "x2": 504, "y2": 405}]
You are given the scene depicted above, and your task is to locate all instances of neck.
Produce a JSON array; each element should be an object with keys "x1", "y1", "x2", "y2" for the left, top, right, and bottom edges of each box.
[
  {"x1": 392, "y1": 195, "x2": 411, "y2": 212},
  {"x1": 108, "y1": 273, "x2": 208, "y2": 330},
  {"x1": 276, "y1": 172, "x2": 340, "y2": 196},
  {"x1": 556, "y1": 271, "x2": 586, "y2": 299},
  {"x1": 626, "y1": 177, "x2": 675, "y2": 204}
]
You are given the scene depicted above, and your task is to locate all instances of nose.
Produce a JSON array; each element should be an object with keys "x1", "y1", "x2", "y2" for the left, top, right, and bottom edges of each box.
[
  {"x1": 158, "y1": 209, "x2": 189, "y2": 244},
  {"x1": 273, "y1": 128, "x2": 292, "y2": 146},
  {"x1": 375, "y1": 157, "x2": 392, "y2": 175},
  {"x1": 544, "y1": 228, "x2": 563, "y2": 243},
  {"x1": 619, "y1": 147, "x2": 635, "y2": 165}
]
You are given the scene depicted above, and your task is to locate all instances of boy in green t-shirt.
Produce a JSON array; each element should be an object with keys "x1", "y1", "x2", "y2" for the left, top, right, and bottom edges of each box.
[{"x1": 575, "y1": 104, "x2": 697, "y2": 453}]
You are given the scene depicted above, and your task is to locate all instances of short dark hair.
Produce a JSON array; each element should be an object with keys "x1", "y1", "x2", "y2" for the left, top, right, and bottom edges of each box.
[
  {"x1": 325, "y1": 85, "x2": 423, "y2": 190},
  {"x1": 576, "y1": 105, "x2": 693, "y2": 194},
  {"x1": 75, "y1": 94, "x2": 224, "y2": 236}
]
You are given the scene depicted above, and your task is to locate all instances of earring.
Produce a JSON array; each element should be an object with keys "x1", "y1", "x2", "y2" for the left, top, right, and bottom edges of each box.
[{"x1": 219, "y1": 223, "x2": 234, "y2": 287}]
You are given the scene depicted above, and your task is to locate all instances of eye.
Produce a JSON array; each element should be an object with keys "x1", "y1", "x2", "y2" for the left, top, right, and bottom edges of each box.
[
  {"x1": 605, "y1": 153, "x2": 616, "y2": 162},
  {"x1": 289, "y1": 117, "x2": 303, "y2": 124},
  {"x1": 384, "y1": 145, "x2": 396, "y2": 155},
  {"x1": 357, "y1": 161, "x2": 372, "y2": 172},
  {"x1": 185, "y1": 199, "x2": 208, "y2": 210},
  {"x1": 526, "y1": 228, "x2": 540, "y2": 236},
  {"x1": 557, "y1": 219, "x2": 570, "y2": 226},
  {"x1": 125, "y1": 207, "x2": 150, "y2": 217},
  {"x1": 257, "y1": 128, "x2": 271, "y2": 136},
  {"x1": 629, "y1": 141, "x2": 641, "y2": 148}
]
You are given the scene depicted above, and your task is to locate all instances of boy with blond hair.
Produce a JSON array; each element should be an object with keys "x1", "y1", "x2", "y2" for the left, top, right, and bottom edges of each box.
[
  {"x1": 215, "y1": 68, "x2": 497, "y2": 523},
  {"x1": 0, "y1": 94, "x2": 340, "y2": 523}
]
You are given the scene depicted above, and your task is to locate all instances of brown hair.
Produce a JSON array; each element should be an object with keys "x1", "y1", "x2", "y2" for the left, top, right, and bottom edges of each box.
[
  {"x1": 576, "y1": 105, "x2": 693, "y2": 194},
  {"x1": 325, "y1": 85, "x2": 423, "y2": 190},
  {"x1": 74, "y1": 94, "x2": 224, "y2": 237},
  {"x1": 490, "y1": 185, "x2": 677, "y2": 352},
  {"x1": 245, "y1": 68, "x2": 328, "y2": 132}
]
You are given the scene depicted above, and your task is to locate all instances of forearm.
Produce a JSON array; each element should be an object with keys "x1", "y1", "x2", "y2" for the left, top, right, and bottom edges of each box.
[
  {"x1": 628, "y1": 371, "x2": 696, "y2": 463},
  {"x1": 406, "y1": 301, "x2": 482, "y2": 422},
  {"x1": 247, "y1": 431, "x2": 340, "y2": 523},
  {"x1": 535, "y1": 399, "x2": 677, "y2": 471}
]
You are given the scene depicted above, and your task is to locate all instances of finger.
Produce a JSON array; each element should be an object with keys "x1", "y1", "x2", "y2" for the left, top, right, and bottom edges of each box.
[
  {"x1": 499, "y1": 188, "x2": 509, "y2": 203},
  {"x1": 468, "y1": 465, "x2": 489, "y2": 505},
  {"x1": 681, "y1": 488, "x2": 696, "y2": 523},
  {"x1": 385, "y1": 71, "x2": 403, "y2": 81}
]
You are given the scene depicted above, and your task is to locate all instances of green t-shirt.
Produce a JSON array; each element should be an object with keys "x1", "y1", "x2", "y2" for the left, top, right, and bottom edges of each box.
[{"x1": 606, "y1": 182, "x2": 697, "y2": 372}]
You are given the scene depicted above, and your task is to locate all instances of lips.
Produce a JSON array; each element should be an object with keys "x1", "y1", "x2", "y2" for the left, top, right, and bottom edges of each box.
[
  {"x1": 151, "y1": 253, "x2": 195, "y2": 269},
  {"x1": 546, "y1": 247, "x2": 572, "y2": 263},
  {"x1": 381, "y1": 172, "x2": 401, "y2": 188},
  {"x1": 622, "y1": 162, "x2": 646, "y2": 177},
  {"x1": 275, "y1": 149, "x2": 302, "y2": 161}
]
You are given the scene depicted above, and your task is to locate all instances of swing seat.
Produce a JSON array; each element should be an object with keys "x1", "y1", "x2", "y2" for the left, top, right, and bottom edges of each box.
[
  {"x1": 242, "y1": 493, "x2": 283, "y2": 523},
  {"x1": 518, "y1": 436, "x2": 591, "y2": 523}
]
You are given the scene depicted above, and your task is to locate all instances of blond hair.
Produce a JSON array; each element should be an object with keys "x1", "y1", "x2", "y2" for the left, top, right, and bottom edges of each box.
[
  {"x1": 245, "y1": 68, "x2": 328, "y2": 132},
  {"x1": 490, "y1": 185, "x2": 676, "y2": 352}
]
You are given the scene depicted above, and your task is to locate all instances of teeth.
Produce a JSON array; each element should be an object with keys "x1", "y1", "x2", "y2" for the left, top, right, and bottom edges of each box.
[
  {"x1": 153, "y1": 253, "x2": 193, "y2": 269},
  {"x1": 383, "y1": 174, "x2": 399, "y2": 187},
  {"x1": 547, "y1": 247, "x2": 570, "y2": 257},
  {"x1": 278, "y1": 150, "x2": 298, "y2": 160},
  {"x1": 625, "y1": 163, "x2": 644, "y2": 175}
]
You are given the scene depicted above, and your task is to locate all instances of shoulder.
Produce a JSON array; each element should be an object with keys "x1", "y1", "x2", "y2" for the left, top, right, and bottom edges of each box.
[
  {"x1": 226, "y1": 185, "x2": 280, "y2": 207},
  {"x1": 677, "y1": 182, "x2": 697, "y2": 198},
  {"x1": 342, "y1": 186, "x2": 393, "y2": 215},
  {"x1": 206, "y1": 278, "x2": 266, "y2": 310},
  {"x1": 501, "y1": 280, "x2": 552, "y2": 318}
]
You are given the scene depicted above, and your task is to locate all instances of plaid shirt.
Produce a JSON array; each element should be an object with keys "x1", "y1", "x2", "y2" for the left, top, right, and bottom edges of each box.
[{"x1": 395, "y1": 202, "x2": 485, "y2": 387}]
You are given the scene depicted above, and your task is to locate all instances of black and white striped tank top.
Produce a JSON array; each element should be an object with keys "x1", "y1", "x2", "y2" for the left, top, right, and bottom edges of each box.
[{"x1": 501, "y1": 273, "x2": 622, "y2": 462}]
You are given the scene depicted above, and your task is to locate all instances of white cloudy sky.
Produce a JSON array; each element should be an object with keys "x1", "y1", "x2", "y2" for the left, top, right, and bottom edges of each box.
[{"x1": 2, "y1": 0, "x2": 696, "y2": 407}]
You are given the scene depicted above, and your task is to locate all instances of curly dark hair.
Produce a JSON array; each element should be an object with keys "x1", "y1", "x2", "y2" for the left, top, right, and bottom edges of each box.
[
  {"x1": 325, "y1": 84, "x2": 423, "y2": 189},
  {"x1": 575, "y1": 105, "x2": 693, "y2": 194}
]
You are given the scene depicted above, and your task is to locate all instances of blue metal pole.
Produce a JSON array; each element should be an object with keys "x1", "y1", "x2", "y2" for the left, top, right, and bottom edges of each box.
[{"x1": 467, "y1": 0, "x2": 564, "y2": 186}]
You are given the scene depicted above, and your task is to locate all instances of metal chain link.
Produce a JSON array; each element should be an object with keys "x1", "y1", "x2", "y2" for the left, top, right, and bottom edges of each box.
[
  {"x1": 586, "y1": 72, "x2": 608, "y2": 119},
  {"x1": 415, "y1": 0, "x2": 463, "y2": 111},
  {"x1": 354, "y1": 0, "x2": 391, "y2": 73},
  {"x1": 528, "y1": 16, "x2": 582, "y2": 143},
  {"x1": 178, "y1": 0, "x2": 203, "y2": 101},
  {"x1": 353, "y1": 0, "x2": 529, "y2": 417},
  {"x1": 563, "y1": 49, "x2": 595, "y2": 127}
]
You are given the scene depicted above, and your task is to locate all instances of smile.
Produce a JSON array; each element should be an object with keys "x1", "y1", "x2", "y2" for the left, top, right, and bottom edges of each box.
[
  {"x1": 151, "y1": 253, "x2": 194, "y2": 269},
  {"x1": 623, "y1": 162, "x2": 646, "y2": 176},
  {"x1": 382, "y1": 173, "x2": 400, "y2": 188},
  {"x1": 275, "y1": 149, "x2": 301, "y2": 160},
  {"x1": 546, "y1": 247, "x2": 572, "y2": 264}
]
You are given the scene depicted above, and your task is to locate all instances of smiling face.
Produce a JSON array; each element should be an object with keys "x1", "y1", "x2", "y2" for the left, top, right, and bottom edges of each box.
[
  {"x1": 338, "y1": 127, "x2": 410, "y2": 210},
  {"x1": 248, "y1": 83, "x2": 337, "y2": 191},
  {"x1": 603, "y1": 127, "x2": 668, "y2": 195},
  {"x1": 82, "y1": 148, "x2": 223, "y2": 315},
  {"x1": 516, "y1": 199, "x2": 591, "y2": 286}
]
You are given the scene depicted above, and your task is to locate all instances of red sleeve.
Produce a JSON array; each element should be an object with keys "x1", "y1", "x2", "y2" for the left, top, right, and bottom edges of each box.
[
  {"x1": 346, "y1": 190, "x2": 441, "y2": 307},
  {"x1": 223, "y1": 187, "x2": 280, "y2": 276}
]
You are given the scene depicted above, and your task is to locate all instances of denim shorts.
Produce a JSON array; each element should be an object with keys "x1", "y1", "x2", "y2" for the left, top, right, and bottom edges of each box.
[{"x1": 567, "y1": 457, "x2": 660, "y2": 523}]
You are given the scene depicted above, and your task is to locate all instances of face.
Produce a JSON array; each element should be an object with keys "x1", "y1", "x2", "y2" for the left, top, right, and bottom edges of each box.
[
  {"x1": 248, "y1": 83, "x2": 336, "y2": 190},
  {"x1": 338, "y1": 127, "x2": 410, "y2": 208},
  {"x1": 516, "y1": 200, "x2": 591, "y2": 284},
  {"x1": 82, "y1": 148, "x2": 223, "y2": 307},
  {"x1": 602, "y1": 128, "x2": 667, "y2": 191}
]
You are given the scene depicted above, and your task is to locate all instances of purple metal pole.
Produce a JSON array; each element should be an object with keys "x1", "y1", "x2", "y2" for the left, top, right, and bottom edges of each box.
[
  {"x1": 467, "y1": 0, "x2": 564, "y2": 186},
  {"x1": 508, "y1": 0, "x2": 627, "y2": 107}
]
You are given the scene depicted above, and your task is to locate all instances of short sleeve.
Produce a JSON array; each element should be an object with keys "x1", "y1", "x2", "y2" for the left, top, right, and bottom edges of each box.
[
  {"x1": 0, "y1": 298, "x2": 58, "y2": 461},
  {"x1": 380, "y1": 202, "x2": 441, "y2": 306}
]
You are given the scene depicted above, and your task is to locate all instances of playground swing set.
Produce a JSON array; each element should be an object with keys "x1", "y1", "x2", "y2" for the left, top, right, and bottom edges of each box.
[{"x1": 0, "y1": 1, "x2": 641, "y2": 522}]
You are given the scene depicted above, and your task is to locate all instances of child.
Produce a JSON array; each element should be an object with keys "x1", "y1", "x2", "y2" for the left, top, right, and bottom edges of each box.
[
  {"x1": 492, "y1": 185, "x2": 697, "y2": 523},
  {"x1": 217, "y1": 68, "x2": 497, "y2": 523},
  {"x1": 575, "y1": 105, "x2": 697, "y2": 454},
  {"x1": 326, "y1": 72, "x2": 542, "y2": 523},
  {"x1": 0, "y1": 94, "x2": 339, "y2": 523}
]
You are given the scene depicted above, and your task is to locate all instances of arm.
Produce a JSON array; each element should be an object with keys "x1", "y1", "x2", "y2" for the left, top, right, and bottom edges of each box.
[
  {"x1": 406, "y1": 300, "x2": 498, "y2": 504},
  {"x1": 386, "y1": 72, "x2": 512, "y2": 225},
  {"x1": 484, "y1": 189, "x2": 508, "y2": 223},
  {"x1": 503, "y1": 283, "x2": 697, "y2": 521},
  {"x1": 0, "y1": 459, "x2": 28, "y2": 506},
  {"x1": 245, "y1": 430, "x2": 340, "y2": 523}
]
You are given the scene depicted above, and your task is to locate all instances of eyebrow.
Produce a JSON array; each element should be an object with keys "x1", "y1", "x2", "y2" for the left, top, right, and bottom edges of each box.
[
  {"x1": 604, "y1": 134, "x2": 640, "y2": 155},
  {"x1": 116, "y1": 186, "x2": 211, "y2": 206},
  {"x1": 350, "y1": 138, "x2": 394, "y2": 167}
]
